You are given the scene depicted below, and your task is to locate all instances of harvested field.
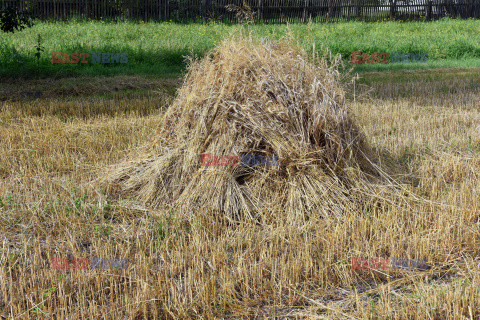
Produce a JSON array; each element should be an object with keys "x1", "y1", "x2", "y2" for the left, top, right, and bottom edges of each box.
[{"x1": 1, "y1": 33, "x2": 480, "y2": 319}]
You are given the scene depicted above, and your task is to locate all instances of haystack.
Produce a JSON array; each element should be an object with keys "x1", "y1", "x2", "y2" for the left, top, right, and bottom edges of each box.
[{"x1": 101, "y1": 33, "x2": 386, "y2": 223}]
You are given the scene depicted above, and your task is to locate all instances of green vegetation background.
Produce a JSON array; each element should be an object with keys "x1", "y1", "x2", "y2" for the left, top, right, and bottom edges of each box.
[{"x1": 1, "y1": 18, "x2": 480, "y2": 78}]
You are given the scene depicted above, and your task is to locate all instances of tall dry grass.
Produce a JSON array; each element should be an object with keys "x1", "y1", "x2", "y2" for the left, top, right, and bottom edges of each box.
[{"x1": 0, "y1": 67, "x2": 480, "y2": 318}]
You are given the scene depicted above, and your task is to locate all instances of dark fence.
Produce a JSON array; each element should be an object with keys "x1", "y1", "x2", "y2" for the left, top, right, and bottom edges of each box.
[{"x1": 2, "y1": 0, "x2": 480, "y2": 22}]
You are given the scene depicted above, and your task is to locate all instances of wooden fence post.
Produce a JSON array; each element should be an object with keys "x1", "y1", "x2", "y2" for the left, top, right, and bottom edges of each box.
[
  {"x1": 303, "y1": 0, "x2": 308, "y2": 22},
  {"x1": 426, "y1": 0, "x2": 432, "y2": 20},
  {"x1": 164, "y1": 0, "x2": 167, "y2": 21},
  {"x1": 203, "y1": 0, "x2": 212, "y2": 20},
  {"x1": 390, "y1": 0, "x2": 396, "y2": 20},
  {"x1": 258, "y1": 0, "x2": 263, "y2": 21},
  {"x1": 356, "y1": 0, "x2": 362, "y2": 20}
]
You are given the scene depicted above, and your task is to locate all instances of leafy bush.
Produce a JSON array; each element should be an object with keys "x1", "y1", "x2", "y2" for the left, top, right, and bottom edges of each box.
[{"x1": 0, "y1": 6, "x2": 34, "y2": 33}]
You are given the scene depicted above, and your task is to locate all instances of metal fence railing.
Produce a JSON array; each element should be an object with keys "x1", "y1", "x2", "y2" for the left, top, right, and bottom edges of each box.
[{"x1": 2, "y1": 0, "x2": 480, "y2": 22}]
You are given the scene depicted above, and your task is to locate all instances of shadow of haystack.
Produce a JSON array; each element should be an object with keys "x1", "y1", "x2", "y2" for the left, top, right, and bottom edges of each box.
[{"x1": 101, "y1": 32, "x2": 390, "y2": 224}]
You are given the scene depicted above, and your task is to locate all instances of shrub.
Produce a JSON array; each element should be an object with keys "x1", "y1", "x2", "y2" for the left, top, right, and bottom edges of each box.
[{"x1": 0, "y1": 6, "x2": 34, "y2": 33}]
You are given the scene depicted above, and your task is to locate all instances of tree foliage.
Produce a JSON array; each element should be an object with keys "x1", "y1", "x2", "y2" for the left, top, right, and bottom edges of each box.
[{"x1": 0, "y1": 6, "x2": 34, "y2": 33}]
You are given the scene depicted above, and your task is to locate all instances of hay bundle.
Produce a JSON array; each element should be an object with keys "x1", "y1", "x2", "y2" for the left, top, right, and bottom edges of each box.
[{"x1": 101, "y1": 33, "x2": 385, "y2": 223}]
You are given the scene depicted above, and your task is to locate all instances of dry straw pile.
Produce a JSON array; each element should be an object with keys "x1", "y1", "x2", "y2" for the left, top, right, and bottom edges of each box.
[{"x1": 101, "y1": 32, "x2": 391, "y2": 223}]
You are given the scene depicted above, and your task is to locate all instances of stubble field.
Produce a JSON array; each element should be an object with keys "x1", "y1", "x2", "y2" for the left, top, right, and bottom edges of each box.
[{"x1": 1, "y1": 65, "x2": 479, "y2": 318}]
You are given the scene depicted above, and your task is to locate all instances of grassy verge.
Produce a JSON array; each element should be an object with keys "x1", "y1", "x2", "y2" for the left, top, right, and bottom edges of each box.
[{"x1": 1, "y1": 18, "x2": 480, "y2": 78}]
